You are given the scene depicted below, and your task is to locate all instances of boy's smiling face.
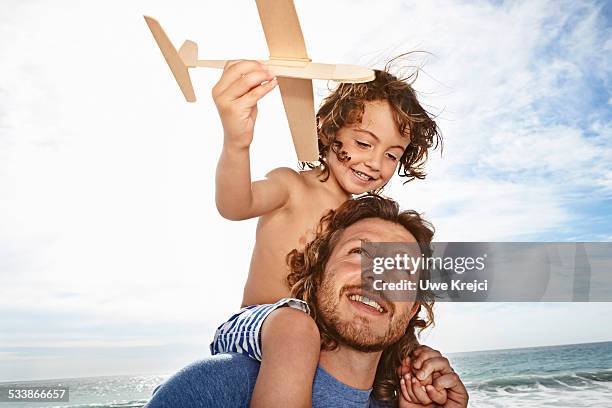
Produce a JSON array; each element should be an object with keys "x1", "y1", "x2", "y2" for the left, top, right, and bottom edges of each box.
[{"x1": 327, "y1": 100, "x2": 410, "y2": 194}]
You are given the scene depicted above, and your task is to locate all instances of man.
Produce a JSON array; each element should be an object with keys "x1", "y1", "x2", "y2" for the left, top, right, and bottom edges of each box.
[{"x1": 145, "y1": 195, "x2": 468, "y2": 407}]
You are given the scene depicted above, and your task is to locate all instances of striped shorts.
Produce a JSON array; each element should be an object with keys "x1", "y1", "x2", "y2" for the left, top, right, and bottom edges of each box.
[{"x1": 209, "y1": 297, "x2": 311, "y2": 361}]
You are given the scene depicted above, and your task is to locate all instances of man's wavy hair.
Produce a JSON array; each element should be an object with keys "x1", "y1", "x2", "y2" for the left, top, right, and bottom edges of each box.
[
  {"x1": 286, "y1": 194, "x2": 436, "y2": 403},
  {"x1": 304, "y1": 57, "x2": 442, "y2": 186}
]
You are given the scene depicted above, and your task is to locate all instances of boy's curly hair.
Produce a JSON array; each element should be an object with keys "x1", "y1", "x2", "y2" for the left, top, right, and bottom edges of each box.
[
  {"x1": 286, "y1": 194, "x2": 436, "y2": 403},
  {"x1": 306, "y1": 61, "x2": 442, "y2": 185}
]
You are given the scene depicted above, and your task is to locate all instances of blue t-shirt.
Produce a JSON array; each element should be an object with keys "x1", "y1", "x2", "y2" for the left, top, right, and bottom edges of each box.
[{"x1": 145, "y1": 353, "x2": 392, "y2": 407}]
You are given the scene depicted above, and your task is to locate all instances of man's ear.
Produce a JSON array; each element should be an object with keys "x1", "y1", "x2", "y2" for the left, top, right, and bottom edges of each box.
[{"x1": 408, "y1": 302, "x2": 421, "y2": 321}]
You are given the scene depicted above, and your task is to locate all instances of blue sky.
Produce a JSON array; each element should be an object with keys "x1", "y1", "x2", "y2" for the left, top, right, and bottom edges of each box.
[{"x1": 1, "y1": 0, "x2": 611, "y2": 382}]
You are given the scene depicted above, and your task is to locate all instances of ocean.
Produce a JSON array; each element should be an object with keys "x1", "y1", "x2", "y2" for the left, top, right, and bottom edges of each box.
[
  {"x1": 2, "y1": 341, "x2": 611, "y2": 407},
  {"x1": 451, "y1": 341, "x2": 612, "y2": 407}
]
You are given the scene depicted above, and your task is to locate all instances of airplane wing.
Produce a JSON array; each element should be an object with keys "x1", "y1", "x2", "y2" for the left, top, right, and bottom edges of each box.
[
  {"x1": 276, "y1": 77, "x2": 319, "y2": 161},
  {"x1": 255, "y1": 0, "x2": 309, "y2": 61},
  {"x1": 255, "y1": 0, "x2": 318, "y2": 161}
]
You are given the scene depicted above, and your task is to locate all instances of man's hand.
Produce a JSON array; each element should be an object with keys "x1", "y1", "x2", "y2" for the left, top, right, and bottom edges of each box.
[
  {"x1": 397, "y1": 346, "x2": 468, "y2": 408},
  {"x1": 211, "y1": 60, "x2": 277, "y2": 150}
]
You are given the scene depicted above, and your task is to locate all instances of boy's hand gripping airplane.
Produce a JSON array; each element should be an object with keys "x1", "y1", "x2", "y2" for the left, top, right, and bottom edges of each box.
[{"x1": 144, "y1": 0, "x2": 375, "y2": 162}]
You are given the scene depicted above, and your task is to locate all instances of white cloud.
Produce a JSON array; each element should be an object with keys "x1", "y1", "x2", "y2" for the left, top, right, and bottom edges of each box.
[
  {"x1": 390, "y1": 178, "x2": 568, "y2": 240},
  {"x1": 383, "y1": 0, "x2": 612, "y2": 239}
]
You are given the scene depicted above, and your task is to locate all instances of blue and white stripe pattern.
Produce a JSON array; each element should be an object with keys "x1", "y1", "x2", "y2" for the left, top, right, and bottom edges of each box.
[{"x1": 210, "y1": 297, "x2": 310, "y2": 361}]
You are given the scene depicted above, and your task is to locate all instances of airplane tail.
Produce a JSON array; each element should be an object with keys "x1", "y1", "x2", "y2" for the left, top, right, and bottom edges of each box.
[
  {"x1": 178, "y1": 40, "x2": 198, "y2": 68},
  {"x1": 144, "y1": 16, "x2": 196, "y2": 102}
]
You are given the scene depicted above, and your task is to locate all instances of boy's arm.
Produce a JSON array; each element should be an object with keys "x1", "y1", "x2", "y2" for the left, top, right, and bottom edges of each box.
[
  {"x1": 212, "y1": 60, "x2": 287, "y2": 220},
  {"x1": 216, "y1": 152, "x2": 294, "y2": 220}
]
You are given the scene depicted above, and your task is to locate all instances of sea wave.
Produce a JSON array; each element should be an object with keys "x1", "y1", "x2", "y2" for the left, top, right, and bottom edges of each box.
[{"x1": 475, "y1": 368, "x2": 612, "y2": 393}]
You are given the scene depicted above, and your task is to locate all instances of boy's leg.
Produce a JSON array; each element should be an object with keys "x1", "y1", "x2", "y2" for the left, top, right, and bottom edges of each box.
[{"x1": 250, "y1": 307, "x2": 320, "y2": 408}]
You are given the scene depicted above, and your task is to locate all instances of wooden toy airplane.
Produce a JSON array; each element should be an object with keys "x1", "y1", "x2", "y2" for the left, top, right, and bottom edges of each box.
[{"x1": 144, "y1": 0, "x2": 375, "y2": 161}]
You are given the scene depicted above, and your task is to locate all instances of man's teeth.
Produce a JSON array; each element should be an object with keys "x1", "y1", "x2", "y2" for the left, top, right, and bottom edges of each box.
[
  {"x1": 352, "y1": 169, "x2": 373, "y2": 181},
  {"x1": 349, "y1": 294, "x2": 384, "y2": 313}
]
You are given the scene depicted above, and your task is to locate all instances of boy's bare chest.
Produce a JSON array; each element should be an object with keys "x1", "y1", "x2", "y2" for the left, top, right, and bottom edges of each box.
[
  {"x1": 259, "y1": 196, "x2": 342, "y2": 250},
  {"x1": 246, "y1": 191, "x2": 345, "y2": 304}
]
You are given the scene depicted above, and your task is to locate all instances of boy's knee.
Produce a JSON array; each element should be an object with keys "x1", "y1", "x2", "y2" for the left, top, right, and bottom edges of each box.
[{"x1": 262, "y1": 307, "x2": 320, "y2": 345}]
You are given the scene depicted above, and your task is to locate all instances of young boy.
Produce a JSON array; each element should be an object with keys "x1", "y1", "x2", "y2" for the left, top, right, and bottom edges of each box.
[{"x1": 211, "y1": 59, "x2": 441, "y2": 407}]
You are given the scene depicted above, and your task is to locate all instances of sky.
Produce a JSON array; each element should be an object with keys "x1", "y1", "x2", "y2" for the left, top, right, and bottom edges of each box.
[{"x1": 1, "y1": 0, "x2": 611, "y2": 382}]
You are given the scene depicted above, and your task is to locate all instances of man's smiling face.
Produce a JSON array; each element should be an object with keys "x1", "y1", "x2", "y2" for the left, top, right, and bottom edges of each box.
[{"x1": 316, "y1": 217, "x2": 419, "y2": 352}]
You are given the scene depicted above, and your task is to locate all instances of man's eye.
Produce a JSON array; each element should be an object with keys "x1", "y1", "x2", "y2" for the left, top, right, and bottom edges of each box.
[
  {"x1": 355, "y1": 140, "x2": 371, "y2": 148},
  {"x1": 349, "y1": 247, "x2": 372, "y2": 257}
]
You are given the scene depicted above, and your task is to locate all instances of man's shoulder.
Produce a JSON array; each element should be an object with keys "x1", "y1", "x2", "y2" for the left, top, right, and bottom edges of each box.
[
  {"x1": 197, "y1": 352, "x2": 260, "y2": 373},
  {"x1": 147, "y1": 354, "x2": 390, "y2": 408},
  {"x1": 145, "y1": 354, "x2": 261, "y2": 408}
]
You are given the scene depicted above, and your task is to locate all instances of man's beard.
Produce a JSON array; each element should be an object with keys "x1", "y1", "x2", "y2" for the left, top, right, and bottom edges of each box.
[{"x1": 317, "y1": 279, "x2": 412, "y2": 353}]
